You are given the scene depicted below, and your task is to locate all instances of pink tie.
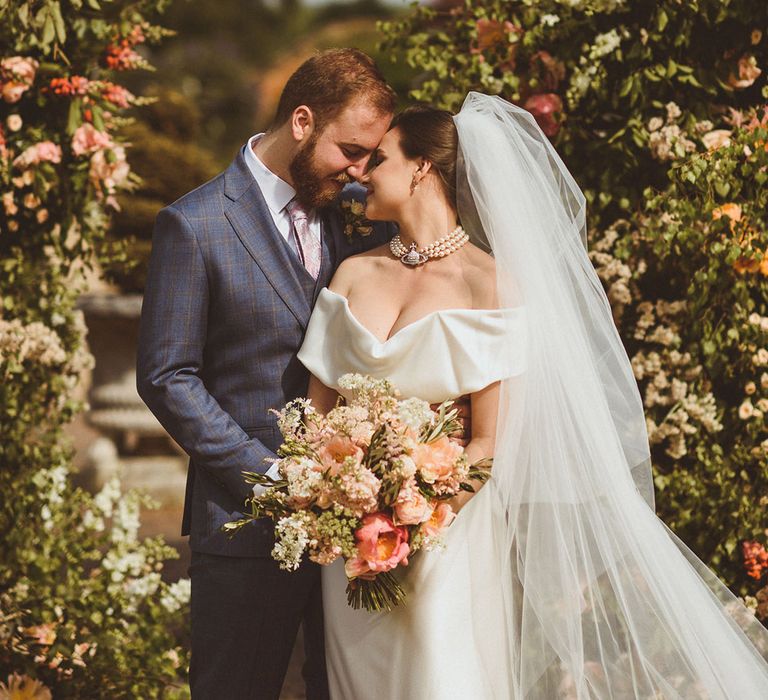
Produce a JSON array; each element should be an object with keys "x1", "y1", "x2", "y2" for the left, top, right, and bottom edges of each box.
[{"x1": 286, "y1": 199, "x2": 321, "y2": 280}]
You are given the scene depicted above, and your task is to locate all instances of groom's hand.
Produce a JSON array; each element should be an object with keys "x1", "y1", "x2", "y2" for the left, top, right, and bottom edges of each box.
[{"x1": 431, "y1": 394, "x2": 472, "y2": 446}]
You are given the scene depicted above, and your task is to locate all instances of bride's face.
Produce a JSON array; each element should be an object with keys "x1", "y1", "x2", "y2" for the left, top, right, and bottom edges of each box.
[{"x1": 361, "y1": 127, "x2": 419, "y2": 221}]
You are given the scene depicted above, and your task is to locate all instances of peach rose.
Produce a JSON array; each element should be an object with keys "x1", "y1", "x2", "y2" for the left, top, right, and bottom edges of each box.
[
  {"x1": 1, "y1": 56, "x2": 39, "y2": 103},
  {"x1": 393, "y1": 479, "x2": 434, "y2": 526},
  {"x1": 420, "y1": 502, "x2": 456, "y2": 539},
  {"x1": 352, "y1": 513, "x2": 410, "y2": 574},
  {"x1": 89, "y1": 145, "x2": 129, "y2": 193},
  {"x1": 413, "y1": 435, "x2": 463, "y2": 484},
  {"x1": 728, "y1": 55, "x2": 762, "y2": 89},
  {"x1": 318, "y1": 433, "x2": 364, "y2": 476},
  {"x1": 72, "y1": 123, "x2": 114, "y2": 156}
]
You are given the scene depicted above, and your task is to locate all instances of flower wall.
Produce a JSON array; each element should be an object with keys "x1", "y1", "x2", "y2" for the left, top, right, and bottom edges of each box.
[
  {"x1": 1, "y1": 2, "x2": 190, "y2": 697},
  {"x1": 382, "y1": 0, "x2": 768, "y2": 615}
]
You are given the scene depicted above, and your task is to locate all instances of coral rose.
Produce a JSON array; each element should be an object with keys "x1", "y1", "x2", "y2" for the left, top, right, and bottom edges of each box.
[
  {"x1": 420, "y1": 503, "x2": 456, "y2": 539},
  {"x1": 393, "y1": 479, "x2": 434, "y2": 526},
  {"x1": 413, "y1": 435, "x2": 463, "y2": 484},
  {"x1": 353, "y1": 513, "x2": 409, "y2": 574}
]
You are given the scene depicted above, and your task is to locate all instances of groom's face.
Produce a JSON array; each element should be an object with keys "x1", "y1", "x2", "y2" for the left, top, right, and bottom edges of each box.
[{"x1": 290, "y1": 99, "x2": 390, "y2": 208}]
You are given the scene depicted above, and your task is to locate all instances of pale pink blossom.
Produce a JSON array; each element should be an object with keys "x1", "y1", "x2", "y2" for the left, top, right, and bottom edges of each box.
[
  {"x1": 89, "y1": 145, "x2": 130, "y2": 193},
  {"x1": 701, "y1": 129, "x2": 731, "y2": 150},
  {"x1": 13, "y1": 141, "x2": 62, "y2": 169},
  {"x1": 7, "y1": 114, "x2": 22, "y2": 131},
  {"x1": 72, "y1": 123, "x2": 114, "y2": 156},
  {"x1": 2, "y1": 192, "x2": 17, "y2": 216}
]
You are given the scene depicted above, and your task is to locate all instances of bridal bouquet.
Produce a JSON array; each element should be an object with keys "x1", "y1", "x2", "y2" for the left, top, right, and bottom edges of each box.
[{"x1": 223, "y1": 373, "x2": 490, "y2": 612}]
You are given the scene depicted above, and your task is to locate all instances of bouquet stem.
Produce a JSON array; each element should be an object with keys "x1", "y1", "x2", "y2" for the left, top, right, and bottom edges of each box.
[{"x1": 346, "y1": 572, "x2": 405, "y2": 612}]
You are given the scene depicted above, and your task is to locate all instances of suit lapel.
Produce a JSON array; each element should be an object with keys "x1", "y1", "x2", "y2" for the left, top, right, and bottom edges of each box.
[{"x1": 223, "y1": 153, "x2": 312, "y2": 328}]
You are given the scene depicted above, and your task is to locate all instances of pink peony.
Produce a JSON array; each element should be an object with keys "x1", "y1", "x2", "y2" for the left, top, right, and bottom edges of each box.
[
  {"x1": 393, "y1": 479, "x2": 434, "y2": 526},
  {"x1": 1, "y1": 56, "x2": 39, "y2": 103},
  {"x1": 318, "y1": 433, "x2": 364, "y2": 476},
  {"x1": 523, "y1": 93, "x2": 563, "y2": 137},
  {"x1": 420, "y1": 503, "x2": 456, "y2": 539},
  {"x1": 353, "y1": 513, "x2": 410, "y2": 574},
  {"x1": 72, "y1": 123, "x2": 114, "y2": 156},
  {"x1": 412, "y1": 435, "x2": 463, "y2": 484}
]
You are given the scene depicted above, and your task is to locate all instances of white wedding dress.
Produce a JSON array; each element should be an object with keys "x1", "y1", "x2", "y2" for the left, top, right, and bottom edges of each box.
[
  {"x1": 298, "y1": 287, "x2": 526, "y2": 699},
  {"x1": 298, "y1": 286, "x2": 768, "y2": 700}
]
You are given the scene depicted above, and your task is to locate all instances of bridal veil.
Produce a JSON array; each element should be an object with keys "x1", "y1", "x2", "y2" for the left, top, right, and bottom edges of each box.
[{"x1": 454, "y1": 92, "x2": 768, "y2": 698}]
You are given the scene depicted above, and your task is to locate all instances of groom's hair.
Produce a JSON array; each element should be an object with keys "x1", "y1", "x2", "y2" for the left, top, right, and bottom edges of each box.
[{"x1": 272, "y1": 48, "x2": 396, "y2": 131}]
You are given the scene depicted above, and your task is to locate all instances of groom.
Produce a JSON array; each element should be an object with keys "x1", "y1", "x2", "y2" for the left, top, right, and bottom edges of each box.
[{"x1": 136, "y1": 49, "x2": 396, "y2": 699}]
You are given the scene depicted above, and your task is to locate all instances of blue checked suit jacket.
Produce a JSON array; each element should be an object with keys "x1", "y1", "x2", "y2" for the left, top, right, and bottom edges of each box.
[{"x1": 136, "y1": 150, "x2": 392, "y2": 557}]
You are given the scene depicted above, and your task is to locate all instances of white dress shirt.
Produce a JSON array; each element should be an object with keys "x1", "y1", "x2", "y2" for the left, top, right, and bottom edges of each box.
[{"x1": 243, "y1": 134, "x2": 322, "y2": 254}]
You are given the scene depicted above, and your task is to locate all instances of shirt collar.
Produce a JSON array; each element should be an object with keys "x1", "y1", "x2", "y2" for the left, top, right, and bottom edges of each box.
[{"x1": 243, "y1": 133, "x2": 296, "y2": 215}]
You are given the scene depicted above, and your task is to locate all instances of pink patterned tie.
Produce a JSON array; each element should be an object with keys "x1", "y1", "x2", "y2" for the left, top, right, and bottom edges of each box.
[{"x1": 286, "y1": 199, "x2": 321, "y2": 279}]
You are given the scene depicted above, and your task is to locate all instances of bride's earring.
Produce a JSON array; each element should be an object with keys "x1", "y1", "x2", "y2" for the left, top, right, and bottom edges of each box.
[{"x1": 410, "y1": 172, "x2": 420, "y2": 195}]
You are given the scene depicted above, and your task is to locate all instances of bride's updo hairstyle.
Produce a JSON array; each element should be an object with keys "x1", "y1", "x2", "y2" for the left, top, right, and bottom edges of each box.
[{"x1": 390, "y1": 105, "x2": 458, "y2": 211}]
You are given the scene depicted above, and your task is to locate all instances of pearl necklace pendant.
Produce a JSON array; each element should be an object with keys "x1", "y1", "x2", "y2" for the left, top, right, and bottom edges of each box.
[{"x1": 401, "y1": 243, "x2": 428, "y2": 266}]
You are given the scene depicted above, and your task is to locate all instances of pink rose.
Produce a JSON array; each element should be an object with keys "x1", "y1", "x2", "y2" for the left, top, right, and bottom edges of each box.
[
  {"x1": 353, "y1": 513, "x2": 410, "y2": 574},
  {"x1": 344, "y1": 555, "x2": 373, "y2": 580},
  {"x1": 1, "y1": 56, "x2": 39, "y2": 103},
  {"x1": 420, "y1": 503, "x2": 456, "y2": 539},
  {"x1": 13, "y1": 141, "x2": 62, "y2": 169},
  {"x1": 412, "y1": 435, "x2": 463, "y2": 484},
  {"x1": 393, "y1": 479, "x2": 434, "y2": 526},
  {"x1": 318, "y1": 433, "x2": 364, "y2": 476},
  {"x1": 72, "y1": 123, "x2": 114, "y2": 156},
  {"x1": 523, "y1": 93, "x2": 564, "y2": 137}
]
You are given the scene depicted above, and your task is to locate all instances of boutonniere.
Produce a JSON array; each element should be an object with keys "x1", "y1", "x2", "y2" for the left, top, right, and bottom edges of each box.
[{"x1": 339, "y1": 199, "x2": 373, "y2": 243}]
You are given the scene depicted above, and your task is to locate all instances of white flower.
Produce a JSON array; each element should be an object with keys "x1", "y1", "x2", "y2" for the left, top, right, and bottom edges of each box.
[
  {"x1": 272, "y1": 513, "x2": 311, "y2": 571},
  {"x1": 665, "y1": 101, "x2": 682, "y2": 121},
  {"x1": 397, "y1": 397, "x2": 433, "y2": 432},
  {"x1": 160, "y1": 578, "x2": 191, "y2": 613},
  {"x1": 739, "y1": 400, "x2": 754, "y2": 420},
  {"x1": 541, "y1": 14, "x2": 560, "y2": 26},
  {"x1": 647, "y1": 117, "x2": 664, "y2": 132},
  {"x1": 6, "y1": 114, "x2": 22, "y2": 131}
]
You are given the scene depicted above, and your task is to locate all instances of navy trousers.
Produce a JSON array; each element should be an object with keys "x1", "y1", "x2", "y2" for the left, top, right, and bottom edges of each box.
[{"x1": 189, "y1": 552, "x2": 329, "y2": 699}]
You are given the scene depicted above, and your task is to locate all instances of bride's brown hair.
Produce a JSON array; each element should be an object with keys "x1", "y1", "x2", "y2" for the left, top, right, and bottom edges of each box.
[{"x1": 390, "y1": 105, "x2": 458, "y2": 210}]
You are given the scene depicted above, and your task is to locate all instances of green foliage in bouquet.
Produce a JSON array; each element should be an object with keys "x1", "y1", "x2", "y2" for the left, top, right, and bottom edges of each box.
[
  {"x1": 1, "y1": 1, "x2": 189, "y2": 696},
  {"x1": 381, "y1": 0, "x2": 768, "y2": 615}
]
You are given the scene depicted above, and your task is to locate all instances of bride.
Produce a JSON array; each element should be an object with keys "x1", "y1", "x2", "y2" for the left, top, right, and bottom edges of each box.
[{"x1": 297, "y1": 93, "x2": 768, "y2": 699}]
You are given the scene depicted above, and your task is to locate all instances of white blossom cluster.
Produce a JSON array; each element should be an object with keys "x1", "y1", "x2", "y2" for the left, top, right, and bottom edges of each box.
[
  {"x1": 397, "y1": 397, "x2": 434, "y2": 432},
  {"x1": 647, "y1": 103, "x2": 697, "y2": 161},
  {"x1": 0, "y1": 317, "x2": 67, "y2": 366},
  {"x1": 566, "y1": 28, "x2": 627, "y2": 108},
  {"x1": 272, "y1": 513, "x2": 312, "y2": 571},
  {"x1": 159, "y1": 578, "x2": 191, "y2": 614}
]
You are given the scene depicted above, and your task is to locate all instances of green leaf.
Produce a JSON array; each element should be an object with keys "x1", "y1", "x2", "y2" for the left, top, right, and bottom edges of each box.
[
  {"x1": 657, "y1": 9, "x2": 668, "y2": 32},
  {"x1": 86, "y1": 0, "x2": 101, "y2": 8},
  {"x1": 42, "y1": 12, "x2": 55, "y2": 46},
  {"x1": 51, "y1": 1, "x2": 66, "y2": 44},
  {"x1": 67, "y1": 98, "x2": 82, "y2": 134}
]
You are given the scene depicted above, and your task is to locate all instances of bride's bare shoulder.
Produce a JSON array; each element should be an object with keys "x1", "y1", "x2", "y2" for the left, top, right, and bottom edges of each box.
[
  {"x1": 462, "y1": 243, "x2": 499, "y2": 308},
  {"x1": 327, "y1": 244, "x2": 392, "y2": 297}
]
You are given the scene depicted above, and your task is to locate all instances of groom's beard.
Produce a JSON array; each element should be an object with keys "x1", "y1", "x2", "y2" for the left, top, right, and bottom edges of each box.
[{"x1": 290, "y1": 132, "x2": 351, "y2": 209}]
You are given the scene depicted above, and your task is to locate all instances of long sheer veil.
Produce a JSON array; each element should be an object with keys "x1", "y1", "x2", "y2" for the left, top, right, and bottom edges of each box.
[{"x1": 455, "y1": 92, "x2": 768, "y2": 697}]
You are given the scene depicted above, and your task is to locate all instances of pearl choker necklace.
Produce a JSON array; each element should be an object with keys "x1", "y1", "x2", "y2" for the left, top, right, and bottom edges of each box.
[{"x1": 390, "y1": 225, "x2": 469, "y2": 266}]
